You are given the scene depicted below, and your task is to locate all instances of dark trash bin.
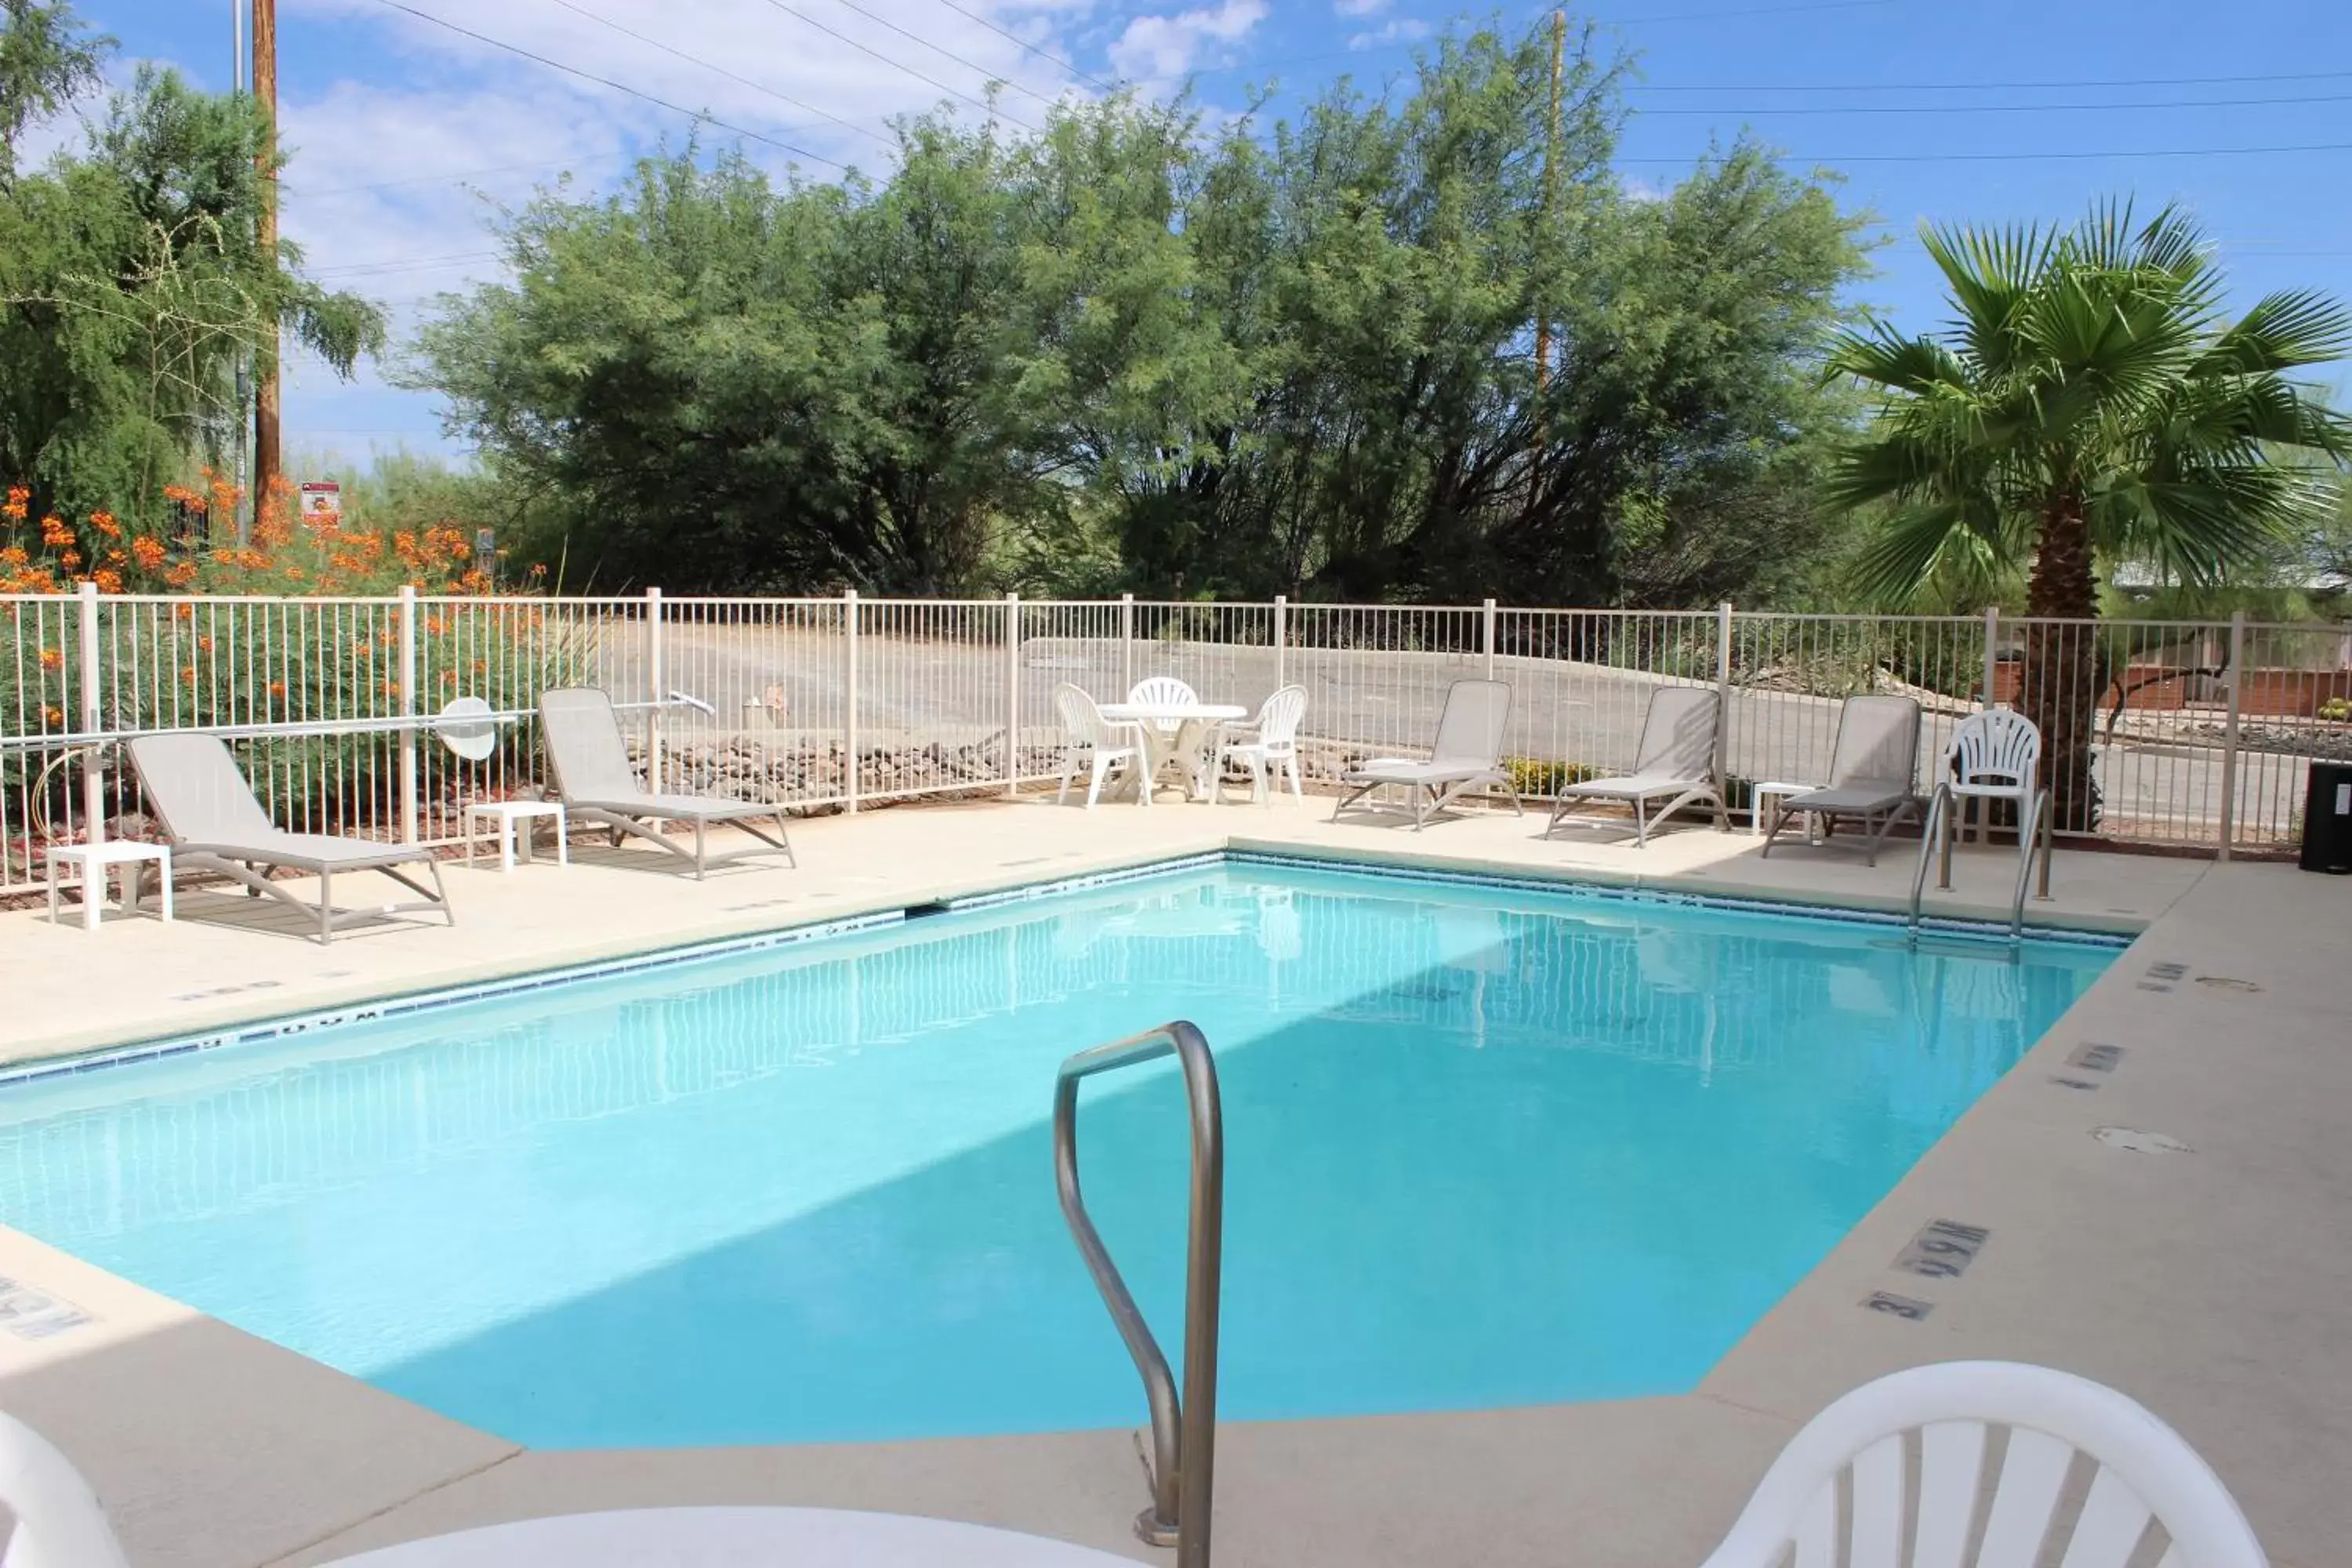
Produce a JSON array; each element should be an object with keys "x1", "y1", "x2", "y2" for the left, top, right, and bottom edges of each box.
[{"x1": 2302, "y1": 760, "x2": 2352, "y2": 873}]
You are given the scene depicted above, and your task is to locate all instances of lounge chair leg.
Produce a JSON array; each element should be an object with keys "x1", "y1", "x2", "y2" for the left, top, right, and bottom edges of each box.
[
  {"x1": 695, "y1": 818, "x2": 708, "y2": 880},
  {"x1": 318, "y1": 867, "x2": 333, "y2": 945},
  {"x1": 1635, "y1": 800, "x2": 1649, "y2": 848}
]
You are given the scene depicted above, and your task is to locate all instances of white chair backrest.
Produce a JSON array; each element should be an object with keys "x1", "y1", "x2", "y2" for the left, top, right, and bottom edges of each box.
[
  {"x1": 126, "y1": 731, "x2": 279, "y2": 845},
  {"x1": 1252, "y1": 684, "x2": 1308, "y2": 746},
  {"x1": 539, "y1": 688, "x2": 648, "y2": 804},
  {"x1": 1051, "y1": 684, "x2": 1124, "y2": 751},
  {"x1": 1127, "y1": 677, "x2": 1198, "y2": 735},
  {"x1": 1947, "y1": 709, "x2": 2042, "y2": 793},
  {"x1": 1699, "y1": 1362, "x2": 2267, "y2": 1568},
  {"x1": 1631, "y1": 686, "x2": 1720, "y2": 780},
  {"x1": 0, "y1": 1410, "x2": 132, "y2": 1568},
  {"x1": 1430, "y1": 679, "x2": 1513, "y2": 767}
]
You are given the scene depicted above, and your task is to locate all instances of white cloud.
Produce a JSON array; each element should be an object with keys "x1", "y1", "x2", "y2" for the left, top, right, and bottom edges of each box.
[
  {"x1": 1332, "y1": 0, "x2": 1389, "y2": 15},
  {"x1": 1347, "y1": 17, "x2": 1428, "y2": 51},
  {"x1": 1108, "y1": 0, "x2": 1269, "y2": 83}
]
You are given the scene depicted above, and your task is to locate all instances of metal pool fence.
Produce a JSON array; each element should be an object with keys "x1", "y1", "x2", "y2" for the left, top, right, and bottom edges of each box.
[{"x1": 5, "y1": 586, "x2": 2347, "y2": 891}]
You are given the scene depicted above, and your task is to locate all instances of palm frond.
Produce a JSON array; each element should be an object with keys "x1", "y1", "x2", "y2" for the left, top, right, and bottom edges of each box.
[
  {"x1": 2198, "y1": 289, "x2": 2352, "y2": 375},
  {"x1": 1821, "y1": 325, "x2": 1965, "y2": 397},
  {"x1": 1851, "y1": 500, "x2": 2014, "y2": 604}
]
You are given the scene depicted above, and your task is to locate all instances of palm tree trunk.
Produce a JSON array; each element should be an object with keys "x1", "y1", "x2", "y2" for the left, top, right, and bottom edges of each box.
[{"x1": 2023, "y1": 497, "x2": 2102, "y2": 833}]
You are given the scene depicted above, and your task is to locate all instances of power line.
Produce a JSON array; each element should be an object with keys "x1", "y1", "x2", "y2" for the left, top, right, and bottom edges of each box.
[
  {"x1": 1635, "y1": 90, "x2": 2352, "y2": 117},
  {"x1": 295, "y1": 160, "x2": 565, "y2": 198},
  {"x1": 926, "y1": 0, "x2": 1115, "y2": 93},
  {"x1": 825, "y1": 0, "x2": 1062, "y2": 107},
  {"x1": 363, "y1": 0, "x2": 849, "y2": 171},
  {"x1": 1617, "y1": 138, "x2": 2352, "y2": 165},
  {"x1": 1129, "y1": 0, "x2": 1911, "y2": 83},
  {"x1": 309, "y1": 249, "x2": 503, "y2": 278},
  {"x1": 1631, "y1": 68, "x2": 2352, "y2": 93},
  {"x1": 545, "y1": 0, "x2": 891, "y2": 146},
  {"x1": 751, "y1": 0, "x2": 1037, "y2": 130}
]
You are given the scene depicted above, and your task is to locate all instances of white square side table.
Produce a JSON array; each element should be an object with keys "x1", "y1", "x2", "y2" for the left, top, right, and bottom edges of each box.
[
  {"x1": 45, "y1": 840, "x2": 172, "y2": 931},
  {"x1": 463, "y1": 800, "x2": 569, "y2": 872},
  {"x1": 1753, "y1": 781, "x2": 1825, "y2": 844}
]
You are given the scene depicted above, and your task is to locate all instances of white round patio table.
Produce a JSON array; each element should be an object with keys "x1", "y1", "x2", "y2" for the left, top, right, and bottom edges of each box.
[
  {"x1": 1096, "y1": 701, "x2": 1247, "y2": 801},
  {"x1": 321, "y1": 1506, "x2": 1144, "y2": 1566}
]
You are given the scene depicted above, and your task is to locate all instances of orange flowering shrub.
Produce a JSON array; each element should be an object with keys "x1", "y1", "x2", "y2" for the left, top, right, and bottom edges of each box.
[{"x1": 3, "y1": 475, "x2": 586, "y2": 853}]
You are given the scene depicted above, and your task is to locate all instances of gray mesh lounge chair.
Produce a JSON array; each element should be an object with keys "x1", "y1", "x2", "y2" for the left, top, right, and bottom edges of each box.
[
  {"x1": 540, "y1": 688, "x2": 794, "y2": 879},
  {"x1": 1759, "y1": 694, "x2": 1924, "y2": 866},
  {"x1": 126, "y1": 732, "x2": 453, "y2": 944},
  {"x1": 1331, "y1": 678, "x2": 1523, "y2": 831},
  {"x1": 1546, "y1": 686, "x2": 1728, "y2": 847}
]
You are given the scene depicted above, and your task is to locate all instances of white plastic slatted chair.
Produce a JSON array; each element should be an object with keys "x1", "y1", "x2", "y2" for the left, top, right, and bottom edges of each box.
[
  {"x1": 1214, "y1": 684, "x2": 1308, "y2": 804},
  {"x1": 1698, "y1": 1362, "x2": 2267, "y2": 1568},
  {"x1": 1125, "y1": 676, "x2": 1200, "y2": 735},
  {"x1": 1051, "y1": 684, "x2": 1149, "y2": 810},
  {"x1": 0, "y1": 1410, "x2": 132, "y2": 1568},
  {"x1": 1940, "y1": 709, "x2": 2047, "y2": 874}
]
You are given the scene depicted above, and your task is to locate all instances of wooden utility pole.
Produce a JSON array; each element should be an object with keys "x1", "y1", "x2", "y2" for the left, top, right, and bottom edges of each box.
[
  {"x1": 252, "y1": 0, "x2": 281, "y2": 528},
  {"x1": 1532, "y1": 9, "x2": 1564, "y2": 399}
]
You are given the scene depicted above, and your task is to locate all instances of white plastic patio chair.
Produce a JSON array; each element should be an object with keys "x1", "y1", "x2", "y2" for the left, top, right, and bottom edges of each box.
[
  {"x1": 1937, "y1": 708, "x2": 2046, "y2": 866},
  {"x1": 1124, "y1": 676, "x2": 1200, "y2": 734},
  {"x1": 1051, "y1": 683, "x2": 1149, "y2": 810},
  {"x1": 1213, "y1": 684, "x2": 1307, "y2": 804},
  {"x1": 1698, "y1": 1361, "x2": 2267, "y2": 1568},
  {"x1": 0, "y1": 1409, "x2": 132, "y2": 1568}
]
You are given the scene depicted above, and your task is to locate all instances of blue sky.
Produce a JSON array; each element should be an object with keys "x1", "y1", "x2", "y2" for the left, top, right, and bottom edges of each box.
[{"x1": 61, "y1": 0, "x2": 2352, "y2": 470}]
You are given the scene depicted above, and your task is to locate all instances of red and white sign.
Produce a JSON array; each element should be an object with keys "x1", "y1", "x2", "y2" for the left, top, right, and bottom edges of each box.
[{"x1": 299, "y1": 481, "x2": 341, "y2": 521}]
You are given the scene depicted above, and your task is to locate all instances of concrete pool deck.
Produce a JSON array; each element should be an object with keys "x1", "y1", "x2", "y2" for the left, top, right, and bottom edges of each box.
[{"x1": 0, "y1": 793, "x2": 2341, "y2": 1566}]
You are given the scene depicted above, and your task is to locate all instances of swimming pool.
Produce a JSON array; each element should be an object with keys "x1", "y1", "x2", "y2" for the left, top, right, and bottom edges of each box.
[{"x1": 0, "y1": 859, "x2": 2114, "y2": 1448}]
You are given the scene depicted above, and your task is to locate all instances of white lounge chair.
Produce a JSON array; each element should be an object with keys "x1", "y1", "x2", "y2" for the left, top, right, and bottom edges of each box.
[
  {"x1": 1545, "y1": 686, "x2": 1728, "y2": 847},
  {"x1": 1759, "y1": 693, "x2": 1924, "y2": 866},
  {"x1": 1331, "y1": 678, "x2": 1523, "y2": 831},
  {"x1": 1700, "y1": 1360, "x2": 2267, "y2": 1568},
  {"x1": 1051, "y1": 683, "x2": 1149, "y2": 809},
  {"x1": 539, "y1": 688, "x2": 794, "y2": 879},
  {"x1": 1212, "y1": 684, "x2": 1307, "y2": 804},
  {"x1": 126, "y1": 731, "x2": 454, "y2": 945}
]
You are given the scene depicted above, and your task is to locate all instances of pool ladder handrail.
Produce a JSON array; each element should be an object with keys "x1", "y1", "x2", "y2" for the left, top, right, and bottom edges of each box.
[
  {"x1": 1053, "y1": 1021, "x2": 1223, "y2": 1566},
  {"x1": 1908, "y1": 782, "x2": 2056, "y2": 951}
]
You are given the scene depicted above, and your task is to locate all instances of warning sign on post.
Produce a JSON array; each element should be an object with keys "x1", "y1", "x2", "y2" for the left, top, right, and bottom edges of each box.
[{"x1": 299, "y1": 481, "x2": 341, "y2": 521}]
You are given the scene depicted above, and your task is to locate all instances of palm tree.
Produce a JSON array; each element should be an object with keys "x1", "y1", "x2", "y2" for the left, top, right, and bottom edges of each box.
[{"x1": 1824, "y1": 202, "x2": 2350, "y2": 831}]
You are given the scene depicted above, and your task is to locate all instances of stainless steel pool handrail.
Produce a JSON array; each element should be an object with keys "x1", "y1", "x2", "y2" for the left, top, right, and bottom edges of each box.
[
  {"x1": 1911, "y1": 781, "x2": 2055, "y2": 952},
  {"x1": 1053, "y1": 1021, "x2": 1223, "y2": 1566}
]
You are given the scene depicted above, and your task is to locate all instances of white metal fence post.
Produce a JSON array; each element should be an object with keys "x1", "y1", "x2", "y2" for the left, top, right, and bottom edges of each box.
[
  {"x1": 76, "y1": 579, "x2": 103, "y2": 846},
  {"x1": 1272, "y1": 594, "x2": 1287, "y2": 689},
  {"x1": 2216, "y1": 609, "x2": 2245, "y2": 861},
  {"x1": 1981, "y1": 606, "x2": 2000, "y2": 706},
  {"x1": 1715, "y1": 600, "x2": 1733, "y2": 797},
  {"x1": 844, "y1": 588, "x2": 860, "y2": 814},
  {"x1": 644, "y1": 586, "x2": 664, "y2": 793},
  {"x1": 1120, "y1": 592, "x2": 1134, "y2": 695},
  {"x1": 397, "y1": 584, "x2": 419, "y2": 843},
  {"x1": 1004, "y1": 590, "x2": 1021, "y2": 798},
  {"x1": 1481, "y1": 598, "x2": 1497, "y2": 681}
]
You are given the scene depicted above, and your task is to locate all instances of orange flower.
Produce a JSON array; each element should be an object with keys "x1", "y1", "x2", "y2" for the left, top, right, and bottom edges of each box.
[
  {"x1": 179, "y1": 665, "x2": 197, "y2": 685},
  {"x1": 173, "y1": 603, "x2": 194, "y2": 621},
  {"x1": 93, "y1": 568, "x2": 123, "y2": 593},
  {"x1": 42, "y1": 705, "x2": 64, "y2": 727},
  {"x1": 86, "y1": 510, "x2": 120, "y2": 539},
  {"x1": 38, "y1": 647, "x2": 62, "y2": 671},
  {"x1": 2, "y1": 485, "x2": 28, "y2": 523},
  {"x1": 130, "y1": 537, "x2": 166, "y2": 572},
  {"x1": 58, "y1": 549, "x2": 80, "y2": 569},
  {"x1": 197, "y1": 635, "x2": 215, "y2": 653},
  {"x1": 0, "y1": 545, "x2": 27, "y2": 567},
  {"x1": 440, "y1": 670, "x2": 458, "y2": 688},
  {"x1": 165, "y1": 562, "x2": 198, "y2": 588},
  {"x1": 267, "y1": 680, "x2": 286, "y2": 699},
  {"x1": 39, "y1": 514, "x2": 73, "y2": 547}
]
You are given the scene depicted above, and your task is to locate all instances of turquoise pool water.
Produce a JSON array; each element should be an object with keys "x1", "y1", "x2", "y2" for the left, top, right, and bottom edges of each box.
[{"x1": 0, "y1": 861, "x2": 2112, "y2": 1448}]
